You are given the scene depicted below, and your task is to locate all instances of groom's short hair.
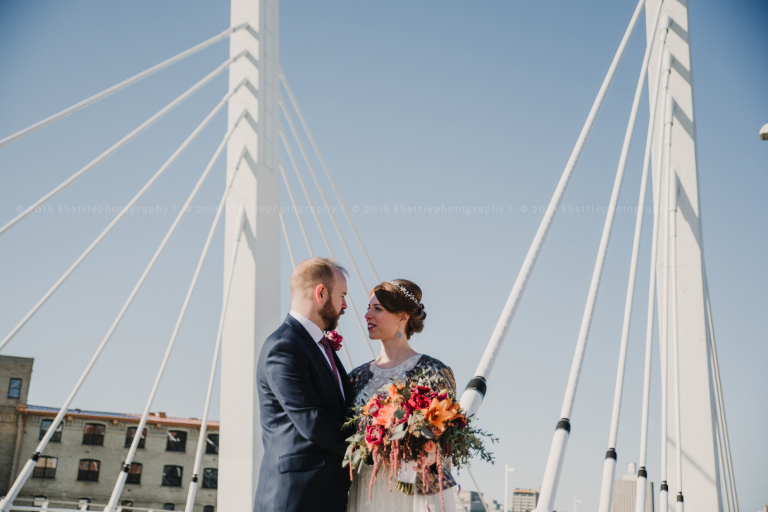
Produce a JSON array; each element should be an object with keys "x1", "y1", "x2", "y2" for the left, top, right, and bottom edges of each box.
[{"x1": 291, "y1": 258, "x2": 348, "y2": 297}]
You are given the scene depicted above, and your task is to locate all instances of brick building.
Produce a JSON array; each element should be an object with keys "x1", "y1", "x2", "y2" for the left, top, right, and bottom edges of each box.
[{"x1": 1, "y1": 355, "x2": 218, "y2": 511}]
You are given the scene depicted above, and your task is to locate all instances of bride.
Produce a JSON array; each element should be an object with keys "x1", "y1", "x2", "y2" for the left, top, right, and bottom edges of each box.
[{"x1": 346, "y1": 279, "x2": 458, "y2": 512}]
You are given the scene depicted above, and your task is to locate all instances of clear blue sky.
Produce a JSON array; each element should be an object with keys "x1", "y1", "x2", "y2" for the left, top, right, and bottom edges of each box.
[{"x1": 0, "y1": 0, "x2": 766, "y2": 510}]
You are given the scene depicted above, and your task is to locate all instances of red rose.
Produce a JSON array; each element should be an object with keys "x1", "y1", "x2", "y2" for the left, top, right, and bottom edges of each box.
[
  {"x1": 365, "y1": 425, "x2": 384, "y2": 447},
  {"x1": 407, "y1": 392, "x2": 431, "y2": 410}
]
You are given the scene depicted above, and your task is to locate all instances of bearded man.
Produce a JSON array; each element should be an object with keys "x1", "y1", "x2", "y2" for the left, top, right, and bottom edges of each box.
[{"x1": 254, "y1": 257, "x2": 353, "y2": 512}]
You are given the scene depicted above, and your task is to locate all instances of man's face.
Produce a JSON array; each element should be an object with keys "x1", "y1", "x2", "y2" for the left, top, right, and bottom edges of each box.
[{"x1": 318, "y1": 271, "x2": 347, "y2": 331}]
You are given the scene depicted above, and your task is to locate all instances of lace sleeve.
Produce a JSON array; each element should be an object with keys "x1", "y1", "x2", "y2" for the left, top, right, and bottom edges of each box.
[
  {"x1": 405, "y1": 355, "x2": 455, "y2": 392},
  {"x1": 349, "y1": 361, "x2": 374, "y2": 403},
  {"x1": 440, "y1": 367, "x2": 457, "y2": 394}
]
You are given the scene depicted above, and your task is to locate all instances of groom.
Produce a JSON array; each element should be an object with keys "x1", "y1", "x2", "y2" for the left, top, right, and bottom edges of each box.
[{"x1": 254, "y1": 257, "x2": 354, "y2": 512}]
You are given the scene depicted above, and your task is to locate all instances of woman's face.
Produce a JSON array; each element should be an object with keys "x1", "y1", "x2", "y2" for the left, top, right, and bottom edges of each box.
[{"x1": 365, "y1": 293, "x2": 405, "y2": 340}]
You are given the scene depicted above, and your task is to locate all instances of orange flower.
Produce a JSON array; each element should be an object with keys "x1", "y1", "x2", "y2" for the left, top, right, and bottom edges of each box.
[
  {"x1": 384, "y1": 383, "x2": 399, "y2": 400},
  {"x1": 376, "y1": 403, "x2": 397, "y2": 426},
  {"x1": 423, "y1": 398, "x2": 461, "y2": 433},
  {"x1": 363, "y1": 396, "x2": 379, "y2": 416}
]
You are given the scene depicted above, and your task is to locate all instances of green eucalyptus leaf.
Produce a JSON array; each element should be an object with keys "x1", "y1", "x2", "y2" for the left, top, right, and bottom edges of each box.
[{"x1": 390, "y1": 429, "x2": 407, "y2": 441}]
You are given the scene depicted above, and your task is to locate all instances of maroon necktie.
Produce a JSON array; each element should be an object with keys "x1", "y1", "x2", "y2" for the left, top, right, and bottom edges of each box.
[{"x1": 319, "y1": 338, "x2": 342, "y2": 395}]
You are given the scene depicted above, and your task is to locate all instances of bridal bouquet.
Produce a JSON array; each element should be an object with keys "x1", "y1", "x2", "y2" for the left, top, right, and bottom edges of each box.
[{"x1": 342, "y1": 369, "x2": 495, "y2": 510}]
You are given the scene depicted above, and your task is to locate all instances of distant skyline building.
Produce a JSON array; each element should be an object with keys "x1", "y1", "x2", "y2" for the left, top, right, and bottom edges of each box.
[
  {"x1": 1, "y1": 355, "x2": 219, "y2": 511},
  {"x1": 611, "y1": 463, "x2": 654, "y2": 512},
  {"x1": 511, "y1": 488, "x2": 539, "y2": 512},
  {"x1": 457, "y1": 489, "x2": 501, "y2": 511}
]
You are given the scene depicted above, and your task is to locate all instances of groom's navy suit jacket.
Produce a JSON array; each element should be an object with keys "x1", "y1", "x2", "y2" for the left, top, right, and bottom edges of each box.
[{"x1": 254, "y1": 314, "x2": 353, "y2": 512}]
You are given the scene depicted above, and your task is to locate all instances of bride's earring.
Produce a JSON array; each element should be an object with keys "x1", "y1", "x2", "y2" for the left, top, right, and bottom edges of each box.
[{"x1": 397, "y1": 326, "x2": 402, "y2": 339}]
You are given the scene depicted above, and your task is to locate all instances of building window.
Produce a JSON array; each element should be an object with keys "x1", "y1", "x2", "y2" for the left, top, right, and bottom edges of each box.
[
  {"x1": 77, "y1": 459, "x2": 100, "y2": 482},
  {"x1": 39, "y1": 419, "x2": 63, "y2": 442},
  {"x1": 162, "y1": 504, "x2": 174, "y2": 511},
  {"x1": 125, "y1": 427, "x2": 146, "y2": 449},
  {"x1": 166, "y1": 431, "x2": 187, "y2": 452},
  {"x1": 126, "y1": 463, "x2": 142, "y2": 484},
  {"x1": 32, "y1": 456, "x2": 57, "y2": 479},
  {"x1": 203, "y1": 507, "x2": 214, "y2": 512},
  {"x1": 82, "y1": 424, "x2": 105, "y2": 445},
  {"x1": 205, "y1": 433, "x2": 218, "y2": 454},
  {"x1": 8, "y1": 378, "x2": 22, "y2": 399},
  {"x1": 202, "y1": 468, "x2": 217, "y2": 489},
  {"x1": 118, "y1": 501, "x2": 133, "y2": 512},
  {"x1": 78, "y1": 498, "x2": 91, "y2": 510},
  {"x1": 162, "y1": 465, "x2": 183, "y2": 487}
]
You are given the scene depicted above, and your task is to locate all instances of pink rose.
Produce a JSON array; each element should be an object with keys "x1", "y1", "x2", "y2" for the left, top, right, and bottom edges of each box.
[{"x1": 365, "y1": 425, "x2": 384, "y2": 448}]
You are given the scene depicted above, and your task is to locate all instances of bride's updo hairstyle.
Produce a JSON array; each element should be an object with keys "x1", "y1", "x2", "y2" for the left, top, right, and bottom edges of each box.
[{"x1": 371, "y1": 279, "x2": 426, "y2": 339}]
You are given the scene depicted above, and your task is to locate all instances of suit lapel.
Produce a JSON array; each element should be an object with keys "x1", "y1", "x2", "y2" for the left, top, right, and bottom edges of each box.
[{"x1": 284, "y1": 315, "x2": 346, "y2": 407}]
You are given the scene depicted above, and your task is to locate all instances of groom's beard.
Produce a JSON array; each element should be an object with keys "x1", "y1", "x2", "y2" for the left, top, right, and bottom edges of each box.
[{"x1": 318, "y1": 295, "x2": 342, "y2": 331}]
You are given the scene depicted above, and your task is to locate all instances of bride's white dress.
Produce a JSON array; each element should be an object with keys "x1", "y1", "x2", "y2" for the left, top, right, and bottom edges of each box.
[{"x1": 346, "y1": 354, "x2": 458, "y2": 512}]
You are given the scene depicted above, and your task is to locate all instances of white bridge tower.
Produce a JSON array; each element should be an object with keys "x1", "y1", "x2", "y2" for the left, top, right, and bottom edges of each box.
[
  {"x1": 219, "y1": 0, "x2": 281, "y2": 511},
  {"x1": 646, "y1": 0, "x2": 723, "y2": 510}
]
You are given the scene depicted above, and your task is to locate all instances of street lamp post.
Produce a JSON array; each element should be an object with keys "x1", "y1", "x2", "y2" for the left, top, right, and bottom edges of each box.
[
  {"x1": 503, "y1": 464, "x2": 516, "y2": 512},
  {"x1": 574, "y1": 497, "x2": 582, "y2": 512}
]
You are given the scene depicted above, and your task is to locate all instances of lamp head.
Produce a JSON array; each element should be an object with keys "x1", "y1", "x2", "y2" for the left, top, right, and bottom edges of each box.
[{"x1": 760, "y1": 123, "x2": 768, "y2": 141}]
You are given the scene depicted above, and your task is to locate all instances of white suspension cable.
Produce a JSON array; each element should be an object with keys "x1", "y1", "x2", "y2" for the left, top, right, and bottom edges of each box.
[
  {"x1": 278, "y1": 168, "x2": 355, "y2": 368},
  {"x1": 597, "y1": 4, "x2": 666, "y2": 511},
  {"x1": 184, "y1": 210, "x2": 246, "y2": 512},
  {"x1": 279, "y1": 163, "x2": 314, "y2": 257},
  {"x1": 712, "y1": 394, "x2": 731, "y2": 512},
  {"x1": 279, "y1": 211, "x2": 298, "y2": 269},
  {"x1": 103, "y1": 163, "x2": 244, "y2": 512},
  {"x1": 634, "y1": 157, "x2": 659, "y2": 512},
  {"x1": 704, "y1": 284, "x2": 739, "y2": 512},
  {"x1": 278, "y1": 70, "x2": 380, "y2": 283},
  {"x1": 657, "y1": 49, "x2": 673, "y2": 512},
  {"x1": 278, "y1": 163, "x2": 353, "y2": 367},
  {"x1": 0, "y1": 51, "x2": 247, "y2": 238},
  {"x1": 0, "y1": 24, "x2": 247, "y2": 148},
  {"x1": 460, "y1": 0, "x2": 646, "y2": 433},
  {"x1": 0, "y1": 81, "x2": 248, "y2": 354},
  {"x1": 280, "y1": 130, "x2": 335, "y2": 257},
  {"x1": 0, "y1": 115, "x2": 244, "y2": 512},
  {"x1": 531, "y1": 5, "x2": 647, "y2": 511},
  {"x1": 279, "y1": 130, "x2": 375, "y2": 360},
  {"x1": 635, "y1": 14, "x2": 672, "y2": 512},
  {"x1": 280, "y1": 99, "x2": 377, "y2": 325},
  {"x1": 692, "y1": 213, "x2": 737, "y2": 512},
  {"x1": 665, "y1": 100, "x2": 684, "y2": 511}
]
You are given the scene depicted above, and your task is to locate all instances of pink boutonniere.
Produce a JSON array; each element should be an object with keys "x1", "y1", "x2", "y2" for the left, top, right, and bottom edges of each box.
[{"x1": 325, "y1": 330, "x2": 343, "y2": 351}]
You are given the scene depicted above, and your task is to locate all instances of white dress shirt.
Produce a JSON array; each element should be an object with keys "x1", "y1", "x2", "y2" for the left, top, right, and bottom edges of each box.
[{"x1": 289, "y1": 309, "x2": 345, "y2": 399}]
